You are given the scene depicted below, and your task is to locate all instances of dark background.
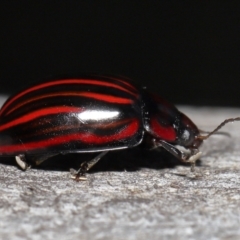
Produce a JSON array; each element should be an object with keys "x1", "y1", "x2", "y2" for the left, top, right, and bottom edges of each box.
[{"x1": 0, "y1": 1, "x2": 239, "y2": 106}]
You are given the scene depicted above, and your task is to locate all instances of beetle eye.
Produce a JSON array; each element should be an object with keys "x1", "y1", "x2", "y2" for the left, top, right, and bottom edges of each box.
[
  {"x1": 176, "y1": 112, "x2": 200, "y2": 147},
  {"x1": 178, "y1": 128, "x2": 194, "y2": 146},
  {"x1": 181, "y1": 129, "x2": 190, "y2": 141}
]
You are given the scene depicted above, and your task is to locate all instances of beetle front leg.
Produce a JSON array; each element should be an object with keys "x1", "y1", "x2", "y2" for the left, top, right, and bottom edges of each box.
[
  {"x1": 71, "y1": 151, "x2": 109, "y2": 181},
  {"x1": 157, "y1": 140, "x2": 202, "y2": 171}
]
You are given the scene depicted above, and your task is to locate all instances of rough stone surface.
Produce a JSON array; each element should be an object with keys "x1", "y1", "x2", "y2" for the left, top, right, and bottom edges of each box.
[{"x1": 0, "y1": 97, "x2": 239, "y2": 240}]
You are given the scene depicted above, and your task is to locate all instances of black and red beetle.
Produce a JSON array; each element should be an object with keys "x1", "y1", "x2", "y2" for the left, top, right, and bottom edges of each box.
[{"x1": 0, "y1": 75, "x2": 238, "y2": 180}]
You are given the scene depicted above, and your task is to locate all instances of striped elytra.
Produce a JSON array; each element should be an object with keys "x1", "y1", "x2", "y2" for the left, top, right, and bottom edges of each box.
[{"x1": 0, "y1": 75, "x2": 144, "y2": 156}]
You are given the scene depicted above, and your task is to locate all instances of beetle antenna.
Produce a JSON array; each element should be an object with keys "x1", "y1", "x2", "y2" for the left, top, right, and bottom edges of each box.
[
  {"x1": 197, "y1": 117, "x2": 240, "y2": 140},
  {"x1": 199, "y1": 129, "x2": 231, "y2": 137}
]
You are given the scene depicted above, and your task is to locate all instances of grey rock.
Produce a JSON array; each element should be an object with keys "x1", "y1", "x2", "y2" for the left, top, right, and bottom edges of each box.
[{"x1": 0, "y1": 104, "x2": 240, "y2": 240}]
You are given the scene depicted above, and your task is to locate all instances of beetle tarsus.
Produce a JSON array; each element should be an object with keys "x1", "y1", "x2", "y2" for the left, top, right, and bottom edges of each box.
[
  {"x1": 71, "y1": 162, "x2": 89, "y2": 181},
  {"x1": 15, "y1": 154, "x2": 31, "y2": 170},
  {"x1": 184, "y1": 151, "x2": 202, "y2": 165},
  {"x1": 157, "y1": 140, "x2": 202, "y2": 170},
  {"x1": 190, "y1": 162, "x2": 195, "y2": 172},
  {"x1": 71, "y1": 151, "x2": 109, "y2": 181}
]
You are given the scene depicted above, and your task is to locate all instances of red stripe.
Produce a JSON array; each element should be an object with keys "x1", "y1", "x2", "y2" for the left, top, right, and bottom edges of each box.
[
  {"x1": 78, "y1": 92, "x2": 132, "y2": 104},
  {"x1": 150, "y1": 117, "x2": 176, "y2": 141},
  {"x1": 0, "y1": 79, "x2": 137, "y2": 115},
  {"x1": 0, "y1": 106, "x2": 82, "y2": 132},
  {"x1": 0, "y1": 119, "x2": 139, "y2": 153},
  {"x1": 4, "y1": 91, "x2": 133, "y2": 116},
  {"x1": 110, "y1": 78, "x2": 137, "y2": 91},
  {"x1": 90, "y1": 74, "x2": 137, "y2": 91}
]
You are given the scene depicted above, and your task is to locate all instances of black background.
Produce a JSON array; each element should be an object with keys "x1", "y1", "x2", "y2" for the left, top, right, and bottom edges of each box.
[{"x1": 0, "y1": 1, "x2": 239, "y2": 106}]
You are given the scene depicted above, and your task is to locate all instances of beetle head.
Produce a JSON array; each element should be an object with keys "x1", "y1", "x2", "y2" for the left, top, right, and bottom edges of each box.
[
  {"x1": 144, "y1": 93, "x2": 203, "y2": 148},
  {"x1": 176, "y1": 112, "x2": 203, "y2": 148}
]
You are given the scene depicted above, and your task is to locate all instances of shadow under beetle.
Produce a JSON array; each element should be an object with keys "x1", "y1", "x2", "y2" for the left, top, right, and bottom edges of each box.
[{"x1": 0, "y1": 75, "x2": 238, "y2": 180}]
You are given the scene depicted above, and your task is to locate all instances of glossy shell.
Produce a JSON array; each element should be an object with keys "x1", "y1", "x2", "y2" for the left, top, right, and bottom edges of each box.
[{"x1": 0, "y1": 76, "x2": 144, "y2": 156}]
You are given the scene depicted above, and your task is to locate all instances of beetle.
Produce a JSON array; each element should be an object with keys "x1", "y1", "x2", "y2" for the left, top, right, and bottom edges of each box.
[{"x1": 0, "y1": 75, "x2": 238, "y2": 180}]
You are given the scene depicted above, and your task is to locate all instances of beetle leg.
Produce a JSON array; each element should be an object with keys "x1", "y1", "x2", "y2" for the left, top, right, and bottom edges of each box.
[
  {"x1": 16, "y1": 153, "x2": 59, "y2": 170},
  {"x1": 15, "y1": 154, "x2": 31, "y2": 170},
  {"x1": 157, "y1": 140, "x2": 202, "y2": 171},
  {"x1": 71, "y1": 151, "x2": 109, "y2": 181},
  {"x1": 31, "y1": 153, "x2": 59, "y2": 166}
]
